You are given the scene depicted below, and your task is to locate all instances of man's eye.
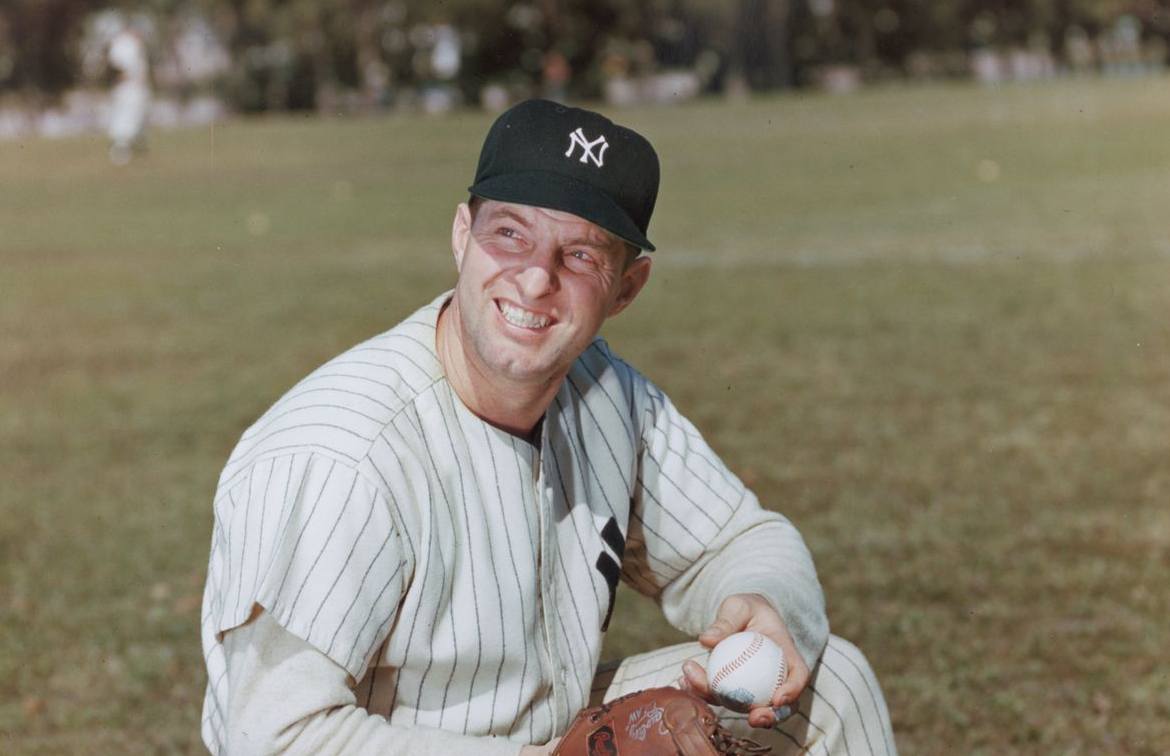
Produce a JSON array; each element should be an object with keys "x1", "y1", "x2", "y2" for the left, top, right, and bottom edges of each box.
[
  {"x1": 498, "y1": 227, "x2": 518, "y2": 239},
  {"x1": 568, "y1": 249, "x2": 593, "y2": 264}
]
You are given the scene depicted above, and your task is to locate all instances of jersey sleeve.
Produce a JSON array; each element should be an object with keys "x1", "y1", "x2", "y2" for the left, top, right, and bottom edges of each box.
[
  {"x1": 629, "y1": 379, "x2": 829, "y2": 669},
  {"x1": 205, "y1": 452, "x2": 408, "y2": 681},
  {"x1": 219, "y1": 610, "x2": 524, "y2": 756}
]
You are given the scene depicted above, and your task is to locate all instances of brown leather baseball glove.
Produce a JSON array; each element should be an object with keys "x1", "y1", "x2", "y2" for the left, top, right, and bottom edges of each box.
[{"x1": 552, "y1": 687, "x2": 771, "y2": 756}]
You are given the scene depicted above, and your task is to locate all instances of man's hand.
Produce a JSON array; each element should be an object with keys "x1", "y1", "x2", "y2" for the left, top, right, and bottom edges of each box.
[{"x1": 680, "y1": 593, "x2": 810, "y2": 729}]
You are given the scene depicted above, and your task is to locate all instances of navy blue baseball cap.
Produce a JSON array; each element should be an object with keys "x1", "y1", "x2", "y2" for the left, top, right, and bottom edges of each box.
[{"x1": 468, "y1": 99, "x2": 659, "y2": 251}]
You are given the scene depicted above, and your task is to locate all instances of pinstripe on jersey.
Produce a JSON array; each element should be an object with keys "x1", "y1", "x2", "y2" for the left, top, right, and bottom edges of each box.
[{"x1": 200, "y1": 292, "x2": 827, "y2": 753}]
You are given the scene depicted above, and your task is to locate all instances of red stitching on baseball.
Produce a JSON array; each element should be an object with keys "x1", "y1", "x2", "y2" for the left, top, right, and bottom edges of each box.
[
  {"x1": 709, "y1": 633, "x2": 764, "y2": 690},
  {"x1": 772, "y1": 653, "x2": 787, "y2": 699}
]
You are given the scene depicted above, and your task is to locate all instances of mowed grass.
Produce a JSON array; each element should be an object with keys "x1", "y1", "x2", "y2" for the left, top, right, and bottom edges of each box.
[{"x1": 2, "y1": 77, "x2": 1169, "y2": 754}]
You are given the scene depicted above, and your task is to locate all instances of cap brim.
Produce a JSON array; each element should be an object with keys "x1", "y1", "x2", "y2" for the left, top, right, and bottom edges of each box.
[{"x1": 468, "y1": 171, "x2": 655, "y2": 252}]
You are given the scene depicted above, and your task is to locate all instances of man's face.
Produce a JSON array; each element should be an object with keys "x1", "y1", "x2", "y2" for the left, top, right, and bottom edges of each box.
[{"x1": 448, "y1": 199, "x2": 651, "y2": 388}]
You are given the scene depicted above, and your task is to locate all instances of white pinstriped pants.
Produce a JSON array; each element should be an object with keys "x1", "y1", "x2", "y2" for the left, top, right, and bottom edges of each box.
[{"x1": 591, "y1": 635, "x2": 896, "y2": 755}]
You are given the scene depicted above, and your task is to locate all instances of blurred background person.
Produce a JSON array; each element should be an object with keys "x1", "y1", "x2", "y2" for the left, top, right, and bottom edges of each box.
[
  {"x1": 541, "y1": 49, "x2": 571, "y2": 102},
  {"x1": 106, "y1": 20, "x2": 150, "y2": 165}
]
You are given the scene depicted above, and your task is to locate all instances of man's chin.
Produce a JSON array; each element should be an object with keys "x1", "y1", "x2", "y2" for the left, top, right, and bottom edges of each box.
[
  {"x1": 498, "y1": 361, "x2": 558, "y2": 384},
  {"x1": 488, "y1": 350, "x2": 564, "y2": 385}
]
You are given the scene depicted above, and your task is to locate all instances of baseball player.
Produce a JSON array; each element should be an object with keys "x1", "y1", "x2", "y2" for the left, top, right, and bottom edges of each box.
[
  {"x1": 106, "y1": 21, "x2": 150, "y2": 165},
  {"x1": 200, "y1": 100, "x2": 896, "y2": 755}
]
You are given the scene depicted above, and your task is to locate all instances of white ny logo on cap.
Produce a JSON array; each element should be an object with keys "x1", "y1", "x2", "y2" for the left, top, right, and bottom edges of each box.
[{"x1": 565, "y1": 127, "x2": 609, "y2": 167}]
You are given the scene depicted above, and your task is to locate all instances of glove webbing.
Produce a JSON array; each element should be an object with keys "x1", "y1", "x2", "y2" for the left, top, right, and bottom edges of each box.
[{"x1": 710, "y1": 724, "x2": 772, "y2": 756}]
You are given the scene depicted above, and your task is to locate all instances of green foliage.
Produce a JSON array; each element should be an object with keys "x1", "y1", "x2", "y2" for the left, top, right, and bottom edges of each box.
[
  {"x1": 0, "y1": 0, "x2": 97, "y2": 94},
  {"x1": 3, "y1": 1, "x2": 1167, "y2": 105}
]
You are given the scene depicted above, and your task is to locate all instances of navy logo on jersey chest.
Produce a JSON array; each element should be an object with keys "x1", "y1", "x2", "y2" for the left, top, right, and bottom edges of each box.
[{"x1": 595, "y1": 516, "x2": 625, "y2": 632}]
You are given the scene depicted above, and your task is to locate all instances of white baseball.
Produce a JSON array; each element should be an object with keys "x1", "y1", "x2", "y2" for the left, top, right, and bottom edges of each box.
[{"x1": 705, "y1": 631, "x2": 787, "y2": 710}]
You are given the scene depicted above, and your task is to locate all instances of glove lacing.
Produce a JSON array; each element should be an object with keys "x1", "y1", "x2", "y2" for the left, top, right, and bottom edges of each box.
[{"x1": 710, "y1": 724, "x2": 772, "y2": 755}]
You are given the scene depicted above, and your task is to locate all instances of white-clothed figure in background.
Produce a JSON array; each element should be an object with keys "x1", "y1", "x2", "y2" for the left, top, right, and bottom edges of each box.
[{"x1": 107, "y1": 25, "x2": 150, "y2": 165}]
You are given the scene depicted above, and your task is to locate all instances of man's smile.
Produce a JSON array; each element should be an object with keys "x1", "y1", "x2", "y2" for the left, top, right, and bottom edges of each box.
[{"x1": 496, "y1": 299, "x2": 554, "y2": 330}]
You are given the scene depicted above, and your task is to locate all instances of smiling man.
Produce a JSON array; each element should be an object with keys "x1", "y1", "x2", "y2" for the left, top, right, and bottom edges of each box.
[
  {"x1": 200, "y1": 100, "x2": 896, "y2": 755},
  {"x1": 439, "y1": 199, "x2": 649, "y2": 439}
]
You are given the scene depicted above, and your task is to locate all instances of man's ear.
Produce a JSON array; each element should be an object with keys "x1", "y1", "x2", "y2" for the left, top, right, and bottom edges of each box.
[
  {"x1": 451, "y1": 202, "x2": 472, "y2": 272},
  {"x1": 607, "y1": 255, "x2": 653, "y2": 318}
]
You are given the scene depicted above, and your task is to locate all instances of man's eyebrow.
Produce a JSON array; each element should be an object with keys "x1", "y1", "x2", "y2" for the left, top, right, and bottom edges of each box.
[
  {"x1": 564, "y1": 232, "x2": 616, "y2": 249},
  {"x1": 484, "y1": 207, "x2": 532, "y2": 227}
]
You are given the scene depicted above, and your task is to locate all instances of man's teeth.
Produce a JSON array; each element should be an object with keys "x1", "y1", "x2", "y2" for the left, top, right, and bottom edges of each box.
[{"x1": 499, "y1": 301, "x2": 550, "y2": 329}]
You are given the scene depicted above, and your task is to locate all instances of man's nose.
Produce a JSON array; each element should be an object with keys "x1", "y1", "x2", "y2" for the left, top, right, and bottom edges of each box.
[{"x1": 514, "y1": 248, "x2": 559, "y2": 297}]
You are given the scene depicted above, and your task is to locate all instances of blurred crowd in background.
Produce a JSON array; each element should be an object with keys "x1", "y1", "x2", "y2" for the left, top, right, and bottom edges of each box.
[{"x1": 2, "y1": 0, "x2": 1168, "y2": 144}]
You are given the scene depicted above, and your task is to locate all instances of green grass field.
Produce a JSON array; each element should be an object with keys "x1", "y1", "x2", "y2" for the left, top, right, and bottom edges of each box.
[{"x1": 2, "y1": 77, "x2": 1169, "y2": 754}]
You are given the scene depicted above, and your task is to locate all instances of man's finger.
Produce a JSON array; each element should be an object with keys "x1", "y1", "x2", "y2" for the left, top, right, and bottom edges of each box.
[
  {"x1": 681, "y1": 659, "x2": 711, "y2": 696},
  {"x1": 747, "y1": 706, "x2": 777, "y2": 729},
  {"x1": 697, "y1": 620, "x2": 735, "y2": 647},
  {"x1": 770, "y1": 647, "x2": 810, "y2": 707},
  {"x1": 698, "y1": 595, "x2": 754, "y2": 646}
]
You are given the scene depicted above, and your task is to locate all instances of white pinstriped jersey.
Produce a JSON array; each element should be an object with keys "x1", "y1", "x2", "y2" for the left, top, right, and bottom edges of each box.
[{"x1": 200, "y1": 292, "x2": 826, "y2": 753}]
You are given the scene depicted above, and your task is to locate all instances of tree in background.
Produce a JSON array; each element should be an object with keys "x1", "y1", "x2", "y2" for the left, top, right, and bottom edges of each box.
[
  {"x1": 1, "y1": 0, "x2": 1167, "y2": 111},
  {"x1": 0, "y1": 0, "x2": 97, "y2": 99}
]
